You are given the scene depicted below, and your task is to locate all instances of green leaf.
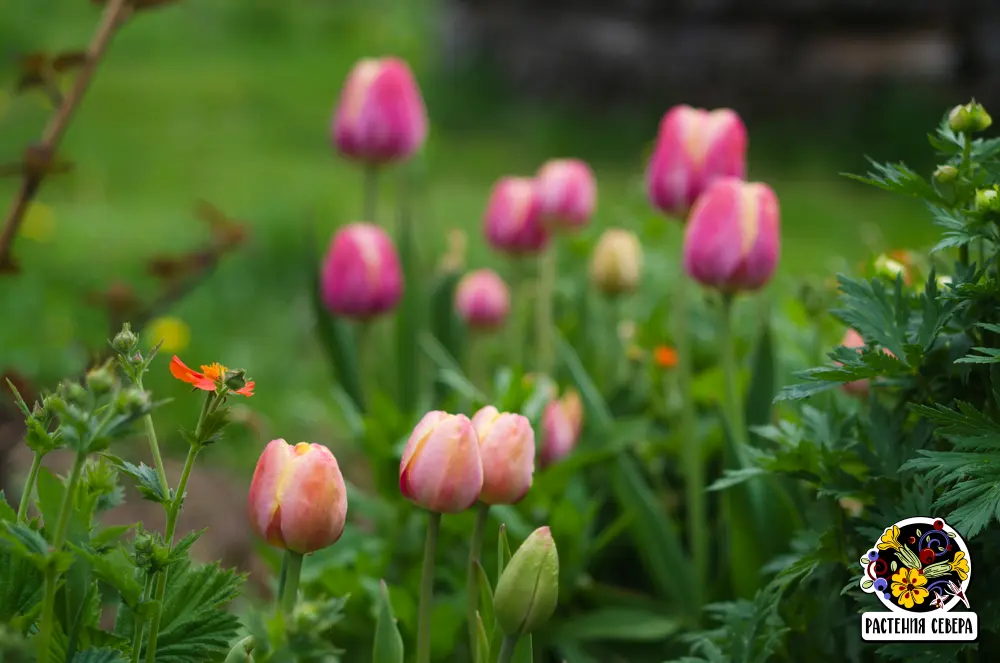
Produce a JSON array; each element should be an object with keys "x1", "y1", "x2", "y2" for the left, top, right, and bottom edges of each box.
[
  {"x1": 842, "y1": 159, "x2": 949, "y2": 205},
  {"x1": 0, "y1": 545, "x2": 44, "y2": 627},
  {"x1": 610, "y1": 454, "x2": 696, "y2": 609},
  {"x1": 474, "y1": 561, "x2": 495, "y2": 640},
  {"x1": 745, "y1": 316, "x2": 777, "y2": 437},
  {"x1": 395, "y1": 195, "x2": 421, "y2": 415},
  {"x1": 474, "y1": 612, "x2": 490, "y2": 663},
  {"x1": 555, "y1": 332, "x2": 613, "y2": 434},
  {"x1": 497, "y1": 524, "x2": 512, "y2": 581},
  {"x1": 72, "y1": 647, "x2": 128, "y2": 663},
  {"x1": 830, "y1": 274, "x2": 910, "y2": 362},
  {"x1": 91, "y1": 524, "x2": 134, "y2": 550},
  {"x1": 773, "y1": 380, "x2": 840, "y2": 402},
  {"x1": 420, "y1": 333, "x2": 487, "y2": 404},
  {"x1": 69, "y1": 544, "x2": 143, "y2": 608},
  {"x1": 372, "y1": 580, "x2": 404, "y2": 663},
  {"x1": 166, "y1": 529, "x2": 206, "y2": 566},
  {"x1": 0, "y1": 491, "x2": 16, "y2": 523},
  {"x1": 707, "y1": 467, "x2": 768, "y2": 491},
  {"x1": 428, "y1": 270, "x2": 463, "y2": 407},
  {"x1": 0, "y1": 521, "x2": 49, "y2": 565},
  {"x1": 552, "y1": 607, "x2": 680, "y2": 642},
  {"x1": 112, "y1": 460, "x2": 168, "y2": 503},
  {"x1": 512, "y1": 634, "x2": 532, "y2": 663}
]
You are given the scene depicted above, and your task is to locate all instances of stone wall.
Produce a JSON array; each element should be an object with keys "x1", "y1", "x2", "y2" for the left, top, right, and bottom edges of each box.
[{"x1": 441, "y1": 1, "x2": 1000, "y2": 114}]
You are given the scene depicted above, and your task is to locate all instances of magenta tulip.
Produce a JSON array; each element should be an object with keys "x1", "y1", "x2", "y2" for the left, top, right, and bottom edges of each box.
[
  {"x1": 645, "y1": 105, "x2": 747, "y2": 218},
  {"x1": 320, "y1": 222, "x2": 403, "y2": 319},
  {"x1": 682, "y1": 177, "x2": 780, "y2": 292},
  {"x1": 483, "y1": 177, "x2": 549, "y2": 255},
  {"x1": 455, "y1": 269, "x2": 510, "y2": 330},
  {"x1": 535, "y1": 159, "x2": 596, "y2": 230},
  {"x1": 331, "y1": 57, "x2": 428, "y2": 165}
]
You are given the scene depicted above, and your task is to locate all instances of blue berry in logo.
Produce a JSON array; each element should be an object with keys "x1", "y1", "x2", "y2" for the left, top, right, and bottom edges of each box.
[
  {"x1": 883, "y1": 592, "x2": 892, "y2": 600},
  {"x1": 874, "y1": 578, "x2": 887, "y2": 592},
  {"x1": 867, "y1": 550, "x2": 879, "y2": 561}
]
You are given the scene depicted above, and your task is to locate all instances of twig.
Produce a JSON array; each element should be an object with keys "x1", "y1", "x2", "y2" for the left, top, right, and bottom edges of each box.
[{"x1": 0, "y1": 0, "x2": 132, "y2": 274}]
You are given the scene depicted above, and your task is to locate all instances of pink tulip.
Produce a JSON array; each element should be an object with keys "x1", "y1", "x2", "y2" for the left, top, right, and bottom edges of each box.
[
  {"x1": 535, "y1": 159, "x2": 597, "y2": 230},
  {"x1": 483, "y1": 177, "x2": 549, "y2": 255},
  {"x1": 400, "y1": 411, "x2": 484, "y2": 513},
  {"x1": 682, "y1": 177, "x2": 780, "y2": 292},
  {"x1": 247, "y1": 439, "x2": 348, "y2": 554},
  {"x1": 471, "y1": 406, "x2": 535, "y2": 505},
  {"x1": 455, "y1": 269, "x2": 510, "y2": 330},
  {"x1": 539, "y1": 390, "x2": 583, "y2": 467},
  {"x1": 320, "y1": 222, "x2": 403, "y2": 319},
  {"x1": 331, "y1": 57, "x2": 428, "y2": 164},
  {"x1": 645, "y1": 105, "x2": 748, "y2": 218}
]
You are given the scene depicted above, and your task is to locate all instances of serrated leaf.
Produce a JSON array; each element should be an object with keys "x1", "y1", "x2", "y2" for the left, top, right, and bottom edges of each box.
[
  {"x1": 372, "y1": 580, "x2": 404, "y2": 663},
  {"x1": 91, "y1": 524, "x2": 134, "y2": 550},
  {"x1": 707, "y1": 467, "x2": 767, "y2": 492},
  {"x1": 0, "y1": 491, "x2": 16, "y2": 523},
  {"x1": 113, "y1": 460, "x2": 168, "y2": 503},
  {"x1": 166, "y1": 529, "x2": 206, "y2": 566},
  {"x1": 0, "y1": 546, "x2": 44, "y2": 627},
  {"x1": 842, "y1": 159, "x2": 949, "y2": 205},
  {"x1": 72, "y1": 647, "x2": 128, "y2": 663},
  {"x1": 69, "y1": 544, "x2": 143, "y2": 608},
  {"x1": 0, "y1": 521, "x2": 49, "y2": 565}
]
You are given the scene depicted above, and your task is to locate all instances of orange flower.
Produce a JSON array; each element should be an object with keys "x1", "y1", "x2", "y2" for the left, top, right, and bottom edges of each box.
[
  {"x1": 169, "y1": 355, "x2": 255, "y2": 397},
  {"x1": 654, "y1": 345, "x2": 678, "y2": 369}
]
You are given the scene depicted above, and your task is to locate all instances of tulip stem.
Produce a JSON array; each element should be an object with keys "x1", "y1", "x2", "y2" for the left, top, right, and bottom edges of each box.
[
  {"x1": 16, "y1": 450, "x2": 43, "y2": 521},
  {"x1": 497, "y1": 635, "x2": 519, "y2": 663},
  {"x1": 719, "y1": 293, "x2": 748, "y2": 454},
  {"x1": 279, "y1": 551, "x2": 304, "y2": 616},
  {"x1": 675, "y1": 270, "x2": 706, "y2": 606},
  {"x1": 364, "y1": 163, "x2": 379, "y2": 222},
  {"x1": 36, "y1": 449, "x2": 86, "y2": 663},
  {"x1": 535, "y1": 247, "x2": 557, "y2": 374},
  {"x1": 466, "y1": 502, "x2": 490, "y2": 652},
  {"x1": 416, "y1": 511, "x2": 442, "y2": 663}
]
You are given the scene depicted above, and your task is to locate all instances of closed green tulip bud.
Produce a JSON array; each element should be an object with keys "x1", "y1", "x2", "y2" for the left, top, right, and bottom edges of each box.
[
  {"x1": 949, "y1": 101, "x2": 992, "y2": 134},
  {"x1": 933, "y1": 165, "x2": 958, "y2": 184},
  {"x1": 976, "y1": 186, "x2": 1000, "y2": 213},
  {"x1": 493, "y1": 526, "x2": 559, "y2": 637}
]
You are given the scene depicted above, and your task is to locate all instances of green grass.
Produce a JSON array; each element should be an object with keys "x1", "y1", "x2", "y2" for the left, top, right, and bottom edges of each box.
[{"x1": 1, "y1": 0, "x2": 938, "y2": 466}]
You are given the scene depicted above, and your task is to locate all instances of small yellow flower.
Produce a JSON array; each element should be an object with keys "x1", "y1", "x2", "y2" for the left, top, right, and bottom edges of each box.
[
  {"x1": 890, "y1": 567, "x2": 929, "y2": 609},
  {"x1": 20, "y1": 202, "x2": 55, "y2": 243},
  {"x1": 950, "y1": 551, "x2": 970, "y2": 581},
  {"x1": 877, "y1": 525, "x2": 902, "y2": 551},
  {"x1": 146, "y1": 317, "x2": 190, "y2": 354}
]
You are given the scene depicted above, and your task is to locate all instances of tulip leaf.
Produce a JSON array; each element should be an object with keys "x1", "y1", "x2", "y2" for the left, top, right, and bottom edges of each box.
[
  {"x1": 395, "y1": 181, "x2": 421, "y2": 416},
  {"x1": 498, "y1": 524, "x2": 512, "y2": 580},
  {"x1": 428, "y1": 270, "x2": 463, "y2": 406},
  {"x1": 745, "y1": 312, "x2": 777, "y2": 438},
  {"x1": 474, "y1": 561, "x2": 495, "y2": 642},
  {"x1": 610, "y1": 453, "x2": 698, "y2": 612},
  {"x1": 552, "y1": 607, "x2": 680, "y2": 642},
  {"x1": 474, "y1": 611, "x2": 490, "y2": 663},
  {"x1": 372, "y1": 580, "x2": 404, "y2": 663},
  {"x1": 555, "y1": 332, "x2": 613, "y2": 434},
  {"x1": 512, "y1": 634, "x2": 532, "y2": 663}
]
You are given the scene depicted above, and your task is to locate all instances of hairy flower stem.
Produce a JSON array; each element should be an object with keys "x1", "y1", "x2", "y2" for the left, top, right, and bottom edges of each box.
[
  {"x1": 675, "y1": 270, "x2": 706, "y2": 604},
  {"x1": 280, "y1": 551, "x2": 304, "y2": 616},
  {"x1": 497, "y1": 635, "x2": 519, "y2": 663},
  {"x1": 466, "y1": 503, "x2": 490, "y2": 652},
  {"x1": 16, "y1": 451, "x2": 43, "y2": 521},
  {"x1": 136, "y1": 376, "x2": 170, "y2": 503},
  {"x1": 129, "y1": 572, "x2": 154, "y2": 663},
  {"x1": 37, "y1": 451, "x2": 86, "y2": 663},
  {"x1": 416, "y1": 511, "x2": 442, "y2": 663}
]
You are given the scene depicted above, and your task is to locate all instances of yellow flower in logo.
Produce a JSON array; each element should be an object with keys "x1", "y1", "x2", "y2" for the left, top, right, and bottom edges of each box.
[
  {"x1": 950, "y1": 551, "x2": 969, "y2": 581},
  {"x1": 878, "y1": 525, "x2": 902, "y2": 551},
  {"x1": 891, "y1": 567, "x2": 929, "y2": 609}
]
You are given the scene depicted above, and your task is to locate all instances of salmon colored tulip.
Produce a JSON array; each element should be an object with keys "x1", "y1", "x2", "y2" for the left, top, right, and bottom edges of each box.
[
  {"x1": 540, "y1": 390, "x2": 583, "y2": 467},
  {"x1": 247, "y1": 439, "x2": 348, "y2": 554},
  {"x1": 331, "y1": 57, "x2": 428, "y2": 164},
  {"x1": 455, "y1": 269, "x2": 511, "y2": 330},
  {"x1": 320, "y1": 222, "x2": 403, "y2": 319},
  {"x1": 471, "y1": 406, "x2": 535, "y2": 505},
  {"x1": 483, "y1": 177, "x2": 549, "y2": 255},
  {"x1": 535, "y1": 159, "x2": 596, "y2": 230},
  {"x1": 399, "y1": 411, "x2": 484, "y2": 513},
  {"x1": 682, "y1": 177, "x2": 780, "y2": 292},
  {"x1": 646, "y1": 105, "x2": 747, "y2": 218}
]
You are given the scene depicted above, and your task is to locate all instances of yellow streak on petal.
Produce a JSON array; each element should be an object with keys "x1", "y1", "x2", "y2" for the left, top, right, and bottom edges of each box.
[
  {"x1": 738, "y1": 184, "x2": 762, "y2": 258},
  {"x1": 684, "y1": 109, "x2": 734, "y2": 167},
  {"x1": 293, "y1": 442, "x2": 311, "y2": 456}
]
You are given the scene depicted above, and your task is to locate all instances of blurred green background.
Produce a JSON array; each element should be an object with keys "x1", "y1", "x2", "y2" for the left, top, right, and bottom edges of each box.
[{"x1": 1, "y1": 0, "x2": 943, "y2": 470}]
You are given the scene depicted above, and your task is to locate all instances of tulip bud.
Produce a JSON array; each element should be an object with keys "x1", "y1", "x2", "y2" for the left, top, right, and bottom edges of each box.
[
  {"x1": 494, "y1": 526, "x2": 559, "y2": 637},
  {"x1": 976, "y1": 186, "x2": 1000, "y2": 213},
  {"x1": 320, "y1": 222, "x2": 403, "y2": 320},
  {"x1": 540, "y1": 390, "x2": 583, "y2": 467},
  {"x1": 471, "y1": 406, "x2": 535, "y2": 505},
  {"x1": 948, "y1": 101, "x2": 992, "y2": 134},
  {"x1": 589, "y1": 228, "x2": 642, "y2": 297},
  {"x1": 399, "y1": 411, "x2": 483, "y2": 513},
  {"x1": 331, "y1": 57, "x2": 428, "y2": 164},
  {"x1": 535, "y1": 159, "x2": 597, "y2": 231},
  {"x1": 682, "y1": 177, "x2": 780, "y2": 292},
  {"x1": 455, "y1": 269, "x2": 511, "y2": 331},
  {"x1": 483, "y1": 177, "x2": 549, "y2": 255},
  {"x1": 934, "y1": 165, "x2": 958, "y2": 184},
  {"x1": 645, "y1": 105, "x2": 748, "y2": 218},
  {"x1": 248, "y1": 439, "x2": 348, "y2": 554}
]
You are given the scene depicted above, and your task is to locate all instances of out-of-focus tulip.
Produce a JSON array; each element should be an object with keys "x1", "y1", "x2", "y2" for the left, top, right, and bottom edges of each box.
[
  {"x1": 331, "y1": 57, "x2": 428, "y2": 164},
  {"x1": 540, "y1": 389, "x2": 583, "y2": 467},
  {"x1": 590, "y1": 228, "x2": 643, "y2": 296},
  {"x1": 248, "y1": 439, "x2": 348, "y2": 554},
  {"x1": 645, "y1": 105, "x2": 748, "y2": 218},
  {"x1": 320, "y1": 222, "x2": 403, "y2": 319},
  {"x1": 682, "y1": 177, "x2": 780, "y2": 292},
  {"x1": 493, "y1": 526, "x2": 559, "y2": 637},
  {"x1": 471, "y1": 406, "x2": 535, "y2": 505},
  {"x1": 838, "y1": 328, "x2": 897, "y2": 396},
  {"x1": 483, "y1": 177, "x2": 549, "y2": 255},
  {"x1": 535, "y1": 159, "x2": 596, "y2": 230},
  {"x1": 455, "y1": 269, "x2": 510, "y2": 330},
  {"x1": 399, "y1": 411, "x2": 483, "y2": 513}
]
